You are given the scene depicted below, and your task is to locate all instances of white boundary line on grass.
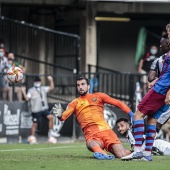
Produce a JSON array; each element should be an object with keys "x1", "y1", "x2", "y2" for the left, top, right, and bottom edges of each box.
[{"x1": 0, "y1": 145, "x2": 81, "y2": 152}]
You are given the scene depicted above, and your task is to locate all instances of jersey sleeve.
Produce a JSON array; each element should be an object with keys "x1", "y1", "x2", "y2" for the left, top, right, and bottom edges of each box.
[
  {"x1": 127, "y1": 129, "x2": 135, "y2": 148},
  {"x1": 60, "y1": 100, "x2": 77, "y2": 121},
  {"x1": 42, "y1": 86, "x2": 50, "y2": 93},
  {"x1": 98, "y1": 93, "x2": 131, "y2": 114}
]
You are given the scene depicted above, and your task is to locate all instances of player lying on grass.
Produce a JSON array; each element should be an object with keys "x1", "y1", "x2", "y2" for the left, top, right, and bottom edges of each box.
[
  {"x1": 116, "y1": 118, "x2": 170, "y2": 156},
  {"x1": 52, "y1": 76, "x2": 134, "y2": 160}
]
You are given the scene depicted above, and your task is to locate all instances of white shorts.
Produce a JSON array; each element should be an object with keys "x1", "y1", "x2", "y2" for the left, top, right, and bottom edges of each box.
[
  {"x1": 157, "y1": 107, "x2": 170, "y2": 125},
  {"x1": 164, "y1": 147, "x2": 170, "y2": 156}
]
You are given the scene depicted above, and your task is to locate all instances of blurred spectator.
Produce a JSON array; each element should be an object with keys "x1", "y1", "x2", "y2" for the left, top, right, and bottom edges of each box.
[
  {"x1": 21, "y1": 76, "x2": 59, "y2": 140},
  {"x1": 8, "y1": 53, "x2": 25, "y2": 102},
  {"x1": 138, "y1": 45, "x2": 159, "y2": 96},
  {"x1": 8, "y1": 53, "x2": 25, "y2": 72},
  {"x1": 3, "y1": 53, "x2": 25, "y2": 102},
  {"x1": 3, "y1": 58, "x2": 23, "y2": 102},
  {"x1": 2, "y1": 58, "x2": 12, "y2": 102},
  {"x1": 0, "y1": 47, "x2": 8, "y2": 101}
]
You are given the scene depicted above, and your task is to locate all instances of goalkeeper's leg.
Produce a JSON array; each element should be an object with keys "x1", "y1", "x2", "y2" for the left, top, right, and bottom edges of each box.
[
  {"x1": 86, "y1": 140, "x2": 107, "y2": 155},
  {"x1": 86, "y1": 140, "x2": 114, "y2": 160}
]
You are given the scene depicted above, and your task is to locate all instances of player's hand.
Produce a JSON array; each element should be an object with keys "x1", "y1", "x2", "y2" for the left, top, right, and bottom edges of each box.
[
  {"x1": 148, "y1": 78, "x2": 158, "y2": 89},
  {"x1": 52, "y1": 103, "x2": 62, "y2": 118},
  {"x1": 47, "y1": 76, "x2": 53, "y2": 82},
  {"x1": 165, "y1": 96, "x2": 170, "y2": 105},
  {"x1": 148, "y1": 82, "x2": 153, "y2": 89},
  {"x1": 21, "y1": 86, "x2": 26, "y2": 92},
  {"x1": 165, "y1": 89, "x2": 170, "y2": 105}
]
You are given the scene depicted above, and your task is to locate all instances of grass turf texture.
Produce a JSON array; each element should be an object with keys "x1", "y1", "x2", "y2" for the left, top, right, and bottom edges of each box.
[{"x1": 0, "y1": 142, "x2": 169, "y2": 170}]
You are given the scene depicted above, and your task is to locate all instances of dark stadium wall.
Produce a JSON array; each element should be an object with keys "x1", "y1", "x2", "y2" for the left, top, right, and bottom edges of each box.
[
  {"x1": 1, "y1": 4, "x2": 169, "y2": 74},
  {"x1": 97, "y1": 19, "x2": 167, "y2": 73},
  {"x1": 97, "y1": 21, "x2": 139, "y2": 73}
]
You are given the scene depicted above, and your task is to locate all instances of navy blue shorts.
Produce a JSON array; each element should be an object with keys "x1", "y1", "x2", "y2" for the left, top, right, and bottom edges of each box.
[{"x1": 32, "y1": 109, "x2": 50, "y2": 123}]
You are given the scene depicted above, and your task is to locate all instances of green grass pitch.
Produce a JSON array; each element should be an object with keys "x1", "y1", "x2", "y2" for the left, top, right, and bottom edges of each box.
[{"x1": 0, "y1": 142, "x2": 169, "y2": 170}]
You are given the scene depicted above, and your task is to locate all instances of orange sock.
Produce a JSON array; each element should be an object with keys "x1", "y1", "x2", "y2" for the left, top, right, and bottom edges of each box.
[{"x1": 92, "y1": 145, "x2": 107, "y2": 155}]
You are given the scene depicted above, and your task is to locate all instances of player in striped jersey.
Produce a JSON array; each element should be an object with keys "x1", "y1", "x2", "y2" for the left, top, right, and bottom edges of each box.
[
  {"x1": 148, "y1": 33, "x2": 170, "y2": 137},
  {"x1": 121, "y1": 31, "x2": 170, "y2": 161},
  {"x1": 116, "y1": 118, "x2": 170, "y2": 156}
]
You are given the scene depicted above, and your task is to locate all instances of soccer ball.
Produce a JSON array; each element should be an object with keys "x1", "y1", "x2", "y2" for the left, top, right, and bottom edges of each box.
[
  {"x1": 6, "y1": 66, "x2": 23, "y2": 83},
  {"x1": 27, "y1": 135, "x2": 37, "y2": 144},
  {"x1": 48, "y1": 136, "x2": 57, "y2": 144}
]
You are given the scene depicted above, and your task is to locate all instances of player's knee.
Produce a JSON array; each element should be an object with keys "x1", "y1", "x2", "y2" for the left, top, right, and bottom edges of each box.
[
  {"x1": 86, "y1": 140, "x2": 95, "y2": 149},
  {"x1": 134, "y1": 110, "x2": 144, "y2": 120}
]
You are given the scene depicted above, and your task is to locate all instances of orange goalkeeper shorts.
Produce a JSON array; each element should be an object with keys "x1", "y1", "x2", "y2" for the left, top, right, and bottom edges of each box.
[{"x1": 86, "y1": 129, "x2": 121, "y2": 152}]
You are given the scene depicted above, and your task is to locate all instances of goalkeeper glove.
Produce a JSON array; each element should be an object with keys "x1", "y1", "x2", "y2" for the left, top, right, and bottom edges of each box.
[{"x1": 52, "y1": 103, "x2": 63, "y2": 118}]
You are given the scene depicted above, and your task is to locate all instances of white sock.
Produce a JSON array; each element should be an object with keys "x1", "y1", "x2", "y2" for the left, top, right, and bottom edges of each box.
[
  {"x1": 134, "y1": 147, "x2": 143, "y2": 152},
  {"x1": 143, "y1": 151, "x2": 151, "y2": 156}
]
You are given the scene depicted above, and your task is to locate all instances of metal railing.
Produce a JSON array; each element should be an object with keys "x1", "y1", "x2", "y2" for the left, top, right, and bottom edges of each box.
[
  {"x1": 0, "y1": 16, "x2": 146, "y2": 111},
  {"x1": 20, "y1": 71, "x2": 144, "y2": 111},
  {"x1": 87, "y1": 64, "x2": 146, "y2": 111},
  {"x1": 0, "y1": 16, "x2": 80, "y2": 75},
  {"x1": 0, "y1": 16, "x2": 80, "y2": 103}
]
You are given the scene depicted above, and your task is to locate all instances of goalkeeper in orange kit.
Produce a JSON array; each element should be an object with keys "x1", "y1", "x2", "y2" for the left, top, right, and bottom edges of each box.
[{"x1": 53, "y1": 77, "x2": 134, "y2": 160}]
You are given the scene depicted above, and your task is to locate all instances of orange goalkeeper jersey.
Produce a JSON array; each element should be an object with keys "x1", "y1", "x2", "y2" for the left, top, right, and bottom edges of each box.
[{"x1": 60, "y1": 92, "x2": 131, "y2": 140}]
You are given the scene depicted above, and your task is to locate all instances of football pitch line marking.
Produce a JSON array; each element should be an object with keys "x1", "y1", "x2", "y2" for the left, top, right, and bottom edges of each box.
[{"x1": 0, "y1": 145, "x2": 85, "y2": 152}]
